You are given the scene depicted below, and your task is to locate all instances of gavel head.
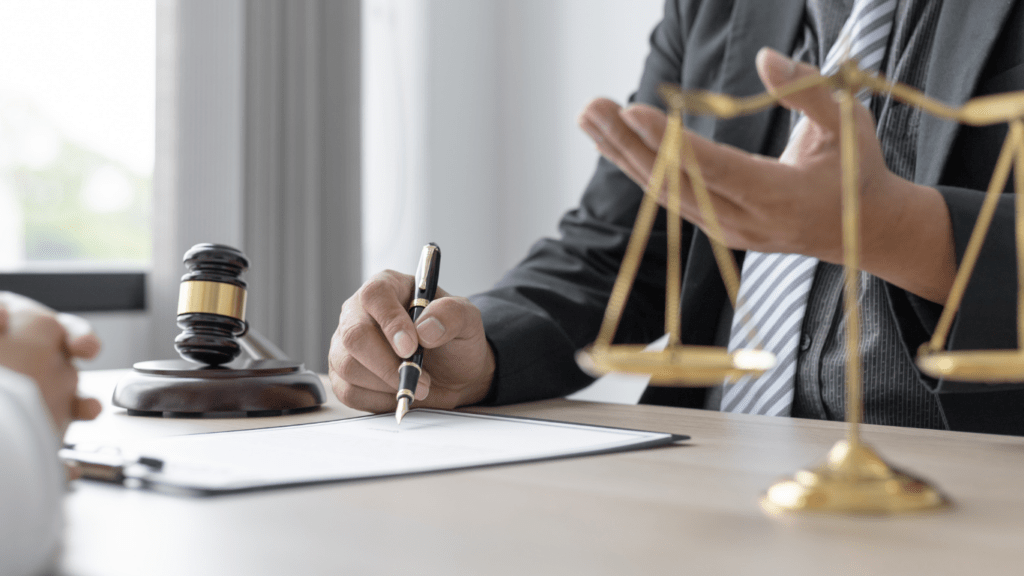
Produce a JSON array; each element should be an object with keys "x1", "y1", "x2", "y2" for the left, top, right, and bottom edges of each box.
[{"x1": 174, "y1": 243, "x2": 249, "y2": 365}]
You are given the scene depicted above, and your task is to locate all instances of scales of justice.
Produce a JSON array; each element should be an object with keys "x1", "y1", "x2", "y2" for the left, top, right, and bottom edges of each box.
[{"x1": 575, "y1": 55, "x2": 1024, "y2": 514}]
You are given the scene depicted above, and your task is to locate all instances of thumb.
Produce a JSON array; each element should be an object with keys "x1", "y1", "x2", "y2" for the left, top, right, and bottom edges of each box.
[{"x1": 756, "y1": 47, "x2": 839, "y2": 130}]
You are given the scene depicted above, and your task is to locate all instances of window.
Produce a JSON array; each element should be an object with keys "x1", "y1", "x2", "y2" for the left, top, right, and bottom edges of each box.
[{"x1": 0, "y1": 0, "x2": 154, "y2": 310}]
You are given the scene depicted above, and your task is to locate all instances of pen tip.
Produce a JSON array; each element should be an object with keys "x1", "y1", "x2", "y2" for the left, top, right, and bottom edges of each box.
[{"x1": 396, "y1": 397, "x2": 409, "y2": 425}]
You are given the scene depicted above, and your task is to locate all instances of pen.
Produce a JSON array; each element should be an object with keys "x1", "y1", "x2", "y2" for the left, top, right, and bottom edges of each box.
[{"x1": 396, "y1": 242, "x2": 441, "y2": 425}]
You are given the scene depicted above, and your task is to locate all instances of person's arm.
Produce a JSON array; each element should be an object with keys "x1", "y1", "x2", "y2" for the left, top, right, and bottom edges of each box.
[
  {"x1": 579, "y1": 48, "x2": 958, "y2": 307},
  {"x1": 0, "y1": 366, "x2": 66, "y2": 576},
  {"x1": 0, "y1": 294, "x2": 102, "y2": 576}
]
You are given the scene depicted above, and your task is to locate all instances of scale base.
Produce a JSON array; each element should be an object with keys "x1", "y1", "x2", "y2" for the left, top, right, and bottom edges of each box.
[
  {"x1": 113, "y1": 359, "x2": 326, "y2": 417},
  {"x1": 761, "y1": 440, "x2": 950, "y2": 515}
]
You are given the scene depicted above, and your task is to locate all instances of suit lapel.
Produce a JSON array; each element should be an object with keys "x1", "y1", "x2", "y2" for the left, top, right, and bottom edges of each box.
[
  {"x1": 679, "y1": 0, "x2": 804, "y2": 346},
  {"x1": 916, "y1": 0, "x2": 1017, "y2": 186},
  {"x1": 711, "y1": 0, "x2": 805, "y2": 152}
]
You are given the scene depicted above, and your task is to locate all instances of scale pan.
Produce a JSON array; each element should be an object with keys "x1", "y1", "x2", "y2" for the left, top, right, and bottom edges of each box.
[
  {"x1": 917, "y1": 350, "x2": 1024, "y2": 382},
  {"x1": 576, "y1": 344, "x2": 775, "y2": 386}
]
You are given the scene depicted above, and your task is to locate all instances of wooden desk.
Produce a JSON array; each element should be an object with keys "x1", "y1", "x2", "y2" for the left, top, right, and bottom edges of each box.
[{"x1": 62, "y1": 370, "x2": 1024, "y2": 576}]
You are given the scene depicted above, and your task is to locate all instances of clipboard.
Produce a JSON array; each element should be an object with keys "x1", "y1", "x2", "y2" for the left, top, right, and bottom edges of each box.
[{"x1": 61, "y1": 409, "x2": 687, "y2": 495}]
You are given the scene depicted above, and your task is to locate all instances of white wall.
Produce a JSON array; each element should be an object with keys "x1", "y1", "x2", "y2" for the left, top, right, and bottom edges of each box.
[{"x1": 362, "y1": 0, "x2": 664, "y2": 296}]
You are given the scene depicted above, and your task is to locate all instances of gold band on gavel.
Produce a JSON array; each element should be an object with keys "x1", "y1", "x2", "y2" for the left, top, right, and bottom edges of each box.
[{"x1": 177, "y1": 280, "x2": 247, "y2": 320}]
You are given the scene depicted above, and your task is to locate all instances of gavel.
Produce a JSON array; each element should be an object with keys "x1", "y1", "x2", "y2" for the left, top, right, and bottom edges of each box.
[
  {"x1": 112, "y1": 243, "x2": 325, "y2": 417},
  {"x1": 174, "y1": 243, "x2": 287, "y2": 365}
]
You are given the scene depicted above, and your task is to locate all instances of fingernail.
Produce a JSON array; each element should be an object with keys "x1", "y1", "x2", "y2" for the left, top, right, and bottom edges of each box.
[
  {"x1": 772, "y1": 47, "x2": 796, "y2": 76},
  {"x1": 781, "y1": 53, "x2": 796, "y2": 76},
  {"x1": 417, "y1": 317, "x2": 446, "y2": 345},
  {"x1": 415, "y1": 381, "x2": 429, "y2": 400},
  {"x1": 393, "y1": 330, "x2": 415, "y2": 358},
  {"x1": 759, "y1": 47, "x2": 796, "y2": 77}
]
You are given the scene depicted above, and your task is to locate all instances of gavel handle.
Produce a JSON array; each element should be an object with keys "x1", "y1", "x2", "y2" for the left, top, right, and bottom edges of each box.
[{"x1": 239, "y1": 329, "x2": 290, "y2": 361}]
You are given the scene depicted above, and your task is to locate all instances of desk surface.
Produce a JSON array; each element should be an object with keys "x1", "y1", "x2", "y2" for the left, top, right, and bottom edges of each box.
[{"x1": 61, "y1": 370, "x2": 1024, "y2": 576}]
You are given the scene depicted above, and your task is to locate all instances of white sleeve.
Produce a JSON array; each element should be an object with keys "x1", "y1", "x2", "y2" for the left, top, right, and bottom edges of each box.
[{"x1": 0, "y1": 366, "x2": 66, "y2": 576}]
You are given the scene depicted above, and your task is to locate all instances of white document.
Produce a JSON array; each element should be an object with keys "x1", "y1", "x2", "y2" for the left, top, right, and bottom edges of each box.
[{"x1": 108, "y1": 410, "x2": 678, "y2": 493}]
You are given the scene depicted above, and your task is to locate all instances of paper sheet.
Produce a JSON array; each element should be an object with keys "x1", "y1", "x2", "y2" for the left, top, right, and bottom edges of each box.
[{"x1": 119, "y1": 409, "x2": 679, "y2": 493}]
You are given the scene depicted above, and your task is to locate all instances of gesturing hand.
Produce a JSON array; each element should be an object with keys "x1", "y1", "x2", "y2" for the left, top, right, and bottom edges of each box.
[
  {"x1": 577, "y1": 47, "x2": 955, "y2": 303},
  {"x1": 329, "y1": 271, "x2": 495, "y2": 413},
  {"x1": 0, "y1": 292, "x2": 102, "y2": 436}
]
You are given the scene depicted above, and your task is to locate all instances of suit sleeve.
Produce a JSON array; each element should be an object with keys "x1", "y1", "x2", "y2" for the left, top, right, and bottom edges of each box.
[
  {"x1": 469, "y1": 0, "x2": 692, "y2": 406},
  {"x1": 0, "y1": 366, "x2": 65, "y2": 576},
  {"x1": 896, "y1": 35, "x2": 1024, "y2": 434}
]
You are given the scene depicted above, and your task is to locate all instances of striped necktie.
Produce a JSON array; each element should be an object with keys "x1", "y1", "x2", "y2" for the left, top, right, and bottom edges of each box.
[{"x1": 721, "y1": 0, "x2": 897, "y2": 416}]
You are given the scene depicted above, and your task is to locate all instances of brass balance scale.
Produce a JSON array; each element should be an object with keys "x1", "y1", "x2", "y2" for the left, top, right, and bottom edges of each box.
[{"x1": 575, "y1": 57, "x2": 1024, "y2": 514}]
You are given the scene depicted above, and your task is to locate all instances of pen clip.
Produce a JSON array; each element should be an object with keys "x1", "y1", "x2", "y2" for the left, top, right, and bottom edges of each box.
[{"x1": 416, "y1": 244, "x2": 440, "y2": 291}]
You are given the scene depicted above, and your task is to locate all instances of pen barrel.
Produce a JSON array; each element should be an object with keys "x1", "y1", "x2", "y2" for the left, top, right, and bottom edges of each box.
[
  {"x1": 398, "y1": 306, "x2": 425, "y2": 400},
  {"x1": 397, "y1": 358, "x2": 422, "y2": 398},
  {"x1": 408, "y1": 346, "x2": 424, "y2": 367}
]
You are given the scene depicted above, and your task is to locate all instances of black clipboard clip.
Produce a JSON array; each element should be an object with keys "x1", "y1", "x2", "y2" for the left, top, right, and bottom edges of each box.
[{"x1": 60, "y1": 444, "x2": 165, "y2": 486}]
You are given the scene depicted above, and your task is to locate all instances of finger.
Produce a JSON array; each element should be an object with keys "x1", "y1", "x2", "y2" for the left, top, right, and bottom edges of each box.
[
  {"x1": 330, "y1": 335, "x2": 432, "y2": 399},
  {"x1": 619, "y1": 104, "x2": 668, "y2": 151},
  {"x1": 590, "y1": 128, "x2": 651, "y2": 188},
  {"x1": 587, "y1": 121, "x2": 742, "y2": 235},
  {"x1": 618, "y1": 103, "x2": 754, "y2": 226},
  {"x1": 18, "y1": 314, "x2": 67, "y2": 348},
  {"x1": 359, "y1": 271, "x2": 418, "y2": 358},
  {"x1": 756, "y1": 47, "x2": 839, "y2": 130},
  {"x1": 0, "y1": 306, "x2": 8, "y2": 334},
  {"x1": 414, "y1": 296, "x2": 479, "y2": 348},
  {"x1": 329, "y1": 371, "x2": 400, "y2": 413},
  {"x1": 330, "y1": 311, "x2": 433, "y2": 400},
  {"x1": 57, "y1": 313, "x2": 102, "y2": 359},
  {"x1": 579, "y1": 99, "x2": 657, "y2": 186},
  {"x1": 681, "y1": 128, "x2": 792, "y2": 209},
  {"x1": 71, "y1": 397, "x2": 102, "y2": 421},
  {"x1": 415, "y1": 384, "x2": 464, "y2": 410},
  {"x1": 580, "y1": 115, "x2": 650, "y2": 186},
  {"x1": 66, "y1": 462, "x2": 83, "y2": 481},
  {"x1": 66, "y1": 333, "x2": 101, "y2": 360},
  {"x1": 330, "y1": 347, "x2": 397, "y2": 394},
  {"x1": 331, "y1": 312, "x2": 403, "y2": 389}
]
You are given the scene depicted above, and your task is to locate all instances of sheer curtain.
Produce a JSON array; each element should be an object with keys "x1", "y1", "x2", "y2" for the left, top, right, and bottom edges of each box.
[
  {"x1": 361, "y1": 0, "x2": 664, "y2": 297},
  {"x1": 151, "y1": 0, "x2": 244, "y2": 365},
  {"x1": 241, "y1": 0, "x2": 361, "y2": 373}
]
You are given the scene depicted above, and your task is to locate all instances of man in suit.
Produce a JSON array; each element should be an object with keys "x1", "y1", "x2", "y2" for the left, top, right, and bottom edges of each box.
[{"x1": 329, "y1": 0, "x2": 1024, "y2": 435}]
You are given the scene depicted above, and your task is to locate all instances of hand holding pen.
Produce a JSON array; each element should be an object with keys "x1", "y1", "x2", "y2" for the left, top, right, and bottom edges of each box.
[
  {"x1": 327, "y1": 248, "x2": 497, "y2": 416},
  {"x1": 395, "y1": 243, "x2": 441, "y2": 424}
]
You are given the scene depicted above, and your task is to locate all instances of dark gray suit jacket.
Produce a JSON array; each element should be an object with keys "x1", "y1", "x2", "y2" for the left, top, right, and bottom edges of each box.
[{"x1": 469, "y1": 0, "x2": 1024, "y2": 435}]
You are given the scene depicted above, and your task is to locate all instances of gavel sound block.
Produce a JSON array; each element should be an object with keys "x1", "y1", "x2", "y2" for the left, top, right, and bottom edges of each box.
[{"x1": 113, "y1": 244, "x2": 326, "y2": 417}]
